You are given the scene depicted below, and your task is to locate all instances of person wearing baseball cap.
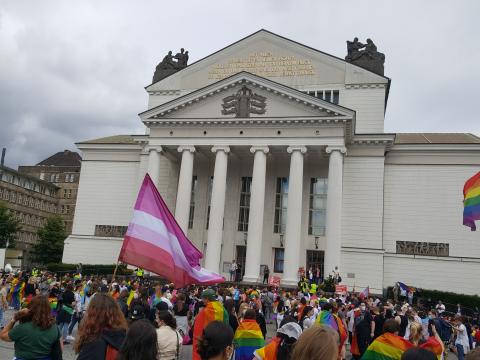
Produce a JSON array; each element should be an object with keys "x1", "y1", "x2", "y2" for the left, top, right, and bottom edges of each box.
[{"x1": 193, "y1": 288, "x2": 229, "y2": 360}]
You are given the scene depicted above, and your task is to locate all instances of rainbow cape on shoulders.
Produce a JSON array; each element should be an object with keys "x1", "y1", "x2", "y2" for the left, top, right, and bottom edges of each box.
[
  {"x1": 193, "y1": 301, "x2": 229, "y2": 360},
  {"x1": 316, "y1": 310, "x2": 348, "y2": 346},
  {"x1": 254, "y1": 336, "x2": 281, "y2": 360},
  {"x1": 234, "y1": 319, "x2": 265, "y2": 360},
  {"x1": 361, "y1": 332, "x2": 412, "y2": 360}
]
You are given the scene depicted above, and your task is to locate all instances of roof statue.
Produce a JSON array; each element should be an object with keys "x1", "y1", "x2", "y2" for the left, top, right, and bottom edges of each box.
[
  {"x1": 221, "y1": 85, "x2": 267, "y2": 118},
  {"x1": 345, "y1": 37, "x2": 385, "y2": 76},
  {"x1": 152, "y1": 48, "x2": 189, "y2": 83}
]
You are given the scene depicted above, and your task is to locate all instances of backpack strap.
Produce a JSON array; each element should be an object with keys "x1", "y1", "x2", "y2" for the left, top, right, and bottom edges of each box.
[{"x1": 175, "y1": 330, "x2": 180, "y2": 359}]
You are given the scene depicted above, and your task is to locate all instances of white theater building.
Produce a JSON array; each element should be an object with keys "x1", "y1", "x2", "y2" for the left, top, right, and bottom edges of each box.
[{"x1": 63, "y1": 30, "x2": 480, "y2": 295}]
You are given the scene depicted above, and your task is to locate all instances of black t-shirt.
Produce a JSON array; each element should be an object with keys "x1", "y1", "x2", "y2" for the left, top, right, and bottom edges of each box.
[
  {"x1": 355, "y1": 311, "x2": 373, "y2": 337},
  {"x1": 374, "y1": 314, "x2": 385, "y2": 338}
]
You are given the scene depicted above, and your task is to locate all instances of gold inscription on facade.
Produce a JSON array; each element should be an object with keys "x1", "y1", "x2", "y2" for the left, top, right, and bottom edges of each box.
[{"x1": 208, "y1": 52, "x2": 315, "y2": 79}]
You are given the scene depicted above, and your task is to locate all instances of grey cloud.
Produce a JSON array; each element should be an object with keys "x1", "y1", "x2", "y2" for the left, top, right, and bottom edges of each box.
[{"x1": 0, "y1": 0, "x2": 479, "y2": 167}]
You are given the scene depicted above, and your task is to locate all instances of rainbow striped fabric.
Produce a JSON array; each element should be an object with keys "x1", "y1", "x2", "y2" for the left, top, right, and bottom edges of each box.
[
  {"x1": 8, "y1": 280, "x2": 25, "y2": 309},
  {"x1": 315, "y1": 310, "x2": 348, "y2": 346},
  {"x1": 233, "y1": 319, "x2": 265, "y2": 360},
  {"x1": 361, "y1": 333, "x2": 412, "y2": 359},
  {"x1": 254, "y1": 336, "x2": 281, "y2": 360},
  {"x1": 361, "y1": 333, "x2": 443, "y2": 360},
  {"x1": 193, "y1": 301, "x2": 229, "y2": 360},
  {"x1": 463, "y1": 171, "x2": 480, "y2": 231}
]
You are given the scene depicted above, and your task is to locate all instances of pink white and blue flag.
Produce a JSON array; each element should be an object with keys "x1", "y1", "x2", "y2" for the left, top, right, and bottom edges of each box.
[
  {"x1": 359, "y1": 286, "x2": 369, "y2": 300},
  {"x1": 119, "y1": 174, "x2": 224, "y2": 288}
]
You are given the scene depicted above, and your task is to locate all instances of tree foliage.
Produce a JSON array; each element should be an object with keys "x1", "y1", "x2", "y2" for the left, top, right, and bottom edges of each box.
[
  {"x1": 0, "y1": 201, "x2": 21, "y2": 248},
  {"x1": 32, "y1": 216, "x2": 66, "y2": 265}
]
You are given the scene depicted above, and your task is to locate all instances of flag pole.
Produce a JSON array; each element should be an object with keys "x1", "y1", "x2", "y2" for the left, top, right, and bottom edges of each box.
[{"x1": 112, "y1": 260, "x2": 120, "y2": 283}]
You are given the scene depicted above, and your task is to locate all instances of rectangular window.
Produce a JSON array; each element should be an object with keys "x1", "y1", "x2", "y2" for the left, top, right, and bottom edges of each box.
[
  {"x1": 273, "y1": 248, "x2": 285, "y2": 273},
  {"x1": 188, "y1": 176, "x2": 197, "y2": 229},
  {"x1": 308, "y1": 178, "x2": 328, "y2": 236},
  {"x1": 324, "y1": 90, "x2": 332, "y2": 102},
  {"x1": 332, "y1": 90, "x2": 339, "y2": 104},
  {"x1": 273, "y1": 177, "x2": 288, "y2": 233},
  {"x1": 237, "y1": 177, "x2": 252, "y2": 232},
  {"x1": 205, "y1": 176, "x2": 213, "y2": 230}
]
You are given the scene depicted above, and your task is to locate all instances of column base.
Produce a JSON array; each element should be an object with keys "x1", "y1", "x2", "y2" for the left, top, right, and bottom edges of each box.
[{"x1": 242, "y1": 275, "x2": 260, "y2": 284}]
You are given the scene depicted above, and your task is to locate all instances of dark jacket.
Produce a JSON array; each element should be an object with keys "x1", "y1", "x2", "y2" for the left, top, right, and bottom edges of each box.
[{"x1": 77, "y1": 329, "x2": 126, "y2": 360}]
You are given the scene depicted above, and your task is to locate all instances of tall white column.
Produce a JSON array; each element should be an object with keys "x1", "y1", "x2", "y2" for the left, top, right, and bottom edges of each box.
[
  {"x1": 175, "y1": 146, "x2": 196, "y2": 233},
  {"x1": 147, "y1": 147, "x2": 162, "y2": 187},
  {"x1": 205, "y1": 146, "x2": 230, "y2": 273},
  {"x1": 324, "y1": 146, "x2": 346, "y2": 277},
  {"x1": 282, "y1": 146, "x2": 307, "y2": 286},
  {"x1": 243, "y1": 146, "x2": 269, "y2": 283}
]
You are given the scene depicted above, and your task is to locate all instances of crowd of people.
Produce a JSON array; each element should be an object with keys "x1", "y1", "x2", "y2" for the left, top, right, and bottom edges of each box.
[{"x1": 0, "y1": 268, "x2": 479, "y2": 360}]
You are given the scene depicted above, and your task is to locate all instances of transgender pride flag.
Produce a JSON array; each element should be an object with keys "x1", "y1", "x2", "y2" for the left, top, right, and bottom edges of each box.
[{"x1": 119, "y1": 174, "x2": 224, "y2": 288}]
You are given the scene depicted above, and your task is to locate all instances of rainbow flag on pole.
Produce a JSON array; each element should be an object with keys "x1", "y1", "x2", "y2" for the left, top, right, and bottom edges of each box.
[
  {"x1": 233, "y1": 319, "x2": 265, "y2": 360},
  {"x1": 463, "y1": 171, "x2": 480, "y2": 231}
]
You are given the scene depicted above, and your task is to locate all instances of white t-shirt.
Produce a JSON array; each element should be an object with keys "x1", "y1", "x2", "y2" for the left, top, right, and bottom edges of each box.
[
  {"x1": 347, "y1": 309, "x2": 355, "y2": 332},
  {"x1": 455, "y1": 324, "x2": 470, "y2": 353},
  {"x1": 436, "y1": 304, "x2": 445, "y2": 314}
]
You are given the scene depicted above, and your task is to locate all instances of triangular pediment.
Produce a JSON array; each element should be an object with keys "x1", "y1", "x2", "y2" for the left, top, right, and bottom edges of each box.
[
  {"x1": 146, "y1": 29, "x2": 388, "y2": 93},
  {"x1": 139, "y1": 72, "x2": 355, "y2": 124}
]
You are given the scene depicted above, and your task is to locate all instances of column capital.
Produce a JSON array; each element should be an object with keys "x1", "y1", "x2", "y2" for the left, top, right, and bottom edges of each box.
[
  {"x1": 325, "y1": 146, "x2": 347, "y2": 155},
  {"x1": 148, "y1": 146, "x2": 163, "y2": 154},
  {"x1": 177, "y1": 145, "x2": 196, "y2": 153},
  {"x1": 211, "y1": 146, "x2": 231, "y2": 154},
  {"x1": 286, "y1": 146, "x2": 307, "y2": 154},
  {"x1": 250, "y1": 146, "x2": 269, "y2": 154}
]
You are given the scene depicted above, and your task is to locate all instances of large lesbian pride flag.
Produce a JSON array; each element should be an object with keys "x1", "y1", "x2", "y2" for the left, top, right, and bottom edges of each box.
[
  {"x1": 118, "y1": 174, "x2": 224, "y2": 288},
  {"x1": 463, "y1": 171, "x2": 480, "y2": 231}
]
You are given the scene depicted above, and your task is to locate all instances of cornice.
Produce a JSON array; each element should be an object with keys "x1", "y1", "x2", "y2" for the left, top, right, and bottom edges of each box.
[
  {"x1": 140, "y1": 73, "x2": 355, "y2": 122},
  {"x1": 345, "y1": 83, "x2": 386, "y2": 89}
]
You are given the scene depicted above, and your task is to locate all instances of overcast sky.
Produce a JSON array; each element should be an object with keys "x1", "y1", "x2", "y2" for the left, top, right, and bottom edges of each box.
[{"x1": 1, "y1": 1, "x2": 479, "y2": 167}]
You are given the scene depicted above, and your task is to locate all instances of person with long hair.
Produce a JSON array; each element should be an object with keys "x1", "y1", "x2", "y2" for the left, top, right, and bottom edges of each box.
[
  {"x1": 291, "y1": 325, "x2": 339, "y2": 360},
  {"x1": 174, "y1": 292, "x2": 190, "y2": 338},
  {"x1": 75, "y1": 293, "x2": 128, "y2": 360},
  {"x1": 197, "y1": 320, "x2": 234, "y2": 360},
  {"x1": 117, "y1": 319, "x2": 158, "y2": 360},
  {"x1": 0, "y1": 295, "x2": 62, "y2": 360},
  {"x1": 157, "y1": 310, "x2": 183, "y2": 360}
]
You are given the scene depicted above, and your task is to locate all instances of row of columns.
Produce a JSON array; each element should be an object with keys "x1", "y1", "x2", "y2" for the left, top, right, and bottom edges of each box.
[{"x1": 148, "y1": 145, "x2": 346, "y2": 285}]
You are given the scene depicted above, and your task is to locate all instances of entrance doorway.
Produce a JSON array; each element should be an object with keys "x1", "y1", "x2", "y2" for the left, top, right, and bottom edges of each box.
[
  {"x1": 306, "y1": 250, "x2": 325, "y2": 281},
  {"x1": 235, "y1": 245, "x2": 246, "y2": 281}
]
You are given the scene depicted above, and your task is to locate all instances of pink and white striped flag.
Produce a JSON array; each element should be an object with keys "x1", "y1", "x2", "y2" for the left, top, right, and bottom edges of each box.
[{"x1": 119, "y1": 174, "x2": 224, "y2": 288}]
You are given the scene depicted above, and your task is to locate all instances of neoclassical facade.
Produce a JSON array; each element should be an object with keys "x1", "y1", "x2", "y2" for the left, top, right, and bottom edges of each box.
[{"x1": 63, "y1": 30, "x2": 480, "y2": 294}]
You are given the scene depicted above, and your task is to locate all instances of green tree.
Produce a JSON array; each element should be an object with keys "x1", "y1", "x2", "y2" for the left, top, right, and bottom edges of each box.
[
  {"x1": 0, "y1": 201, "x2": 21, "y2": 248},
  {"x1": 32, "y1": 216, "x2": 66, "y2": 265}
]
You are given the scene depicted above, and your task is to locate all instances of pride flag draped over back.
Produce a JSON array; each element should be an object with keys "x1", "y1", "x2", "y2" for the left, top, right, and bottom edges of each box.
[
  {"x1": 119, "y1": 174, "x2": 224, "y2": 288},
  {"x1": 254, "y1": 337, "x2": 281, "y2": 360},
  {"x1": 193, "y1": 301, "x2": 229, "y2": 360},
  {"x1": 316, "y1": 311, "x2": 348, "y2": 348},
  {"x1": 233, "y1": 319, "x2": 265, "y2": 360},
  {"x1": 463, "y1": 171, "x2": 480, "y2": 231},
  {"x1": 361, "y1": 332, "x2": 443, "y2": 360}
]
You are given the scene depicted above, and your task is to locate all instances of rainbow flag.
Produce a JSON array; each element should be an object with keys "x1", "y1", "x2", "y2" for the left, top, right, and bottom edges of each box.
[
  {"x1": 463, "y1": 171, "x2": 480, "y2": 231},
  {"x1": 193, "y1": 301, "x2": 228, "y2": 360},
  {"x1": 361, "y1": 332, "x2": 412, "y2": 359},
  {"x1": 233, "y1": 319, "x2": 264, "y2": 360},
  {"x1": 8, "y1": 280, "x2": 25, "y2": 309},
  {"x1": 254, "y1": 336, "x2": 281, "y2": 360},
  {"x1": 361, "y1": 333, "x2": 443, "y2": 360},
  {"x1": 316, "y1": 310, "x2": 348, "y2": 347}
]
